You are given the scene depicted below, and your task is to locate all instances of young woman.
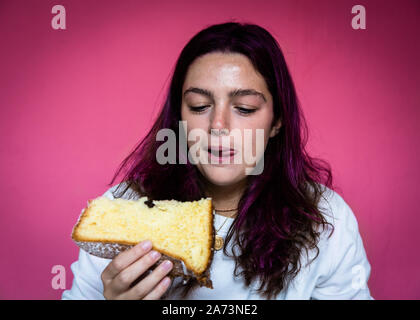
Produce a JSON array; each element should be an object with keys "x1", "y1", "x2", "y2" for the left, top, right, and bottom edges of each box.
[{"x1": 62, "y1": 22, "x2": 373, "y2": 300}]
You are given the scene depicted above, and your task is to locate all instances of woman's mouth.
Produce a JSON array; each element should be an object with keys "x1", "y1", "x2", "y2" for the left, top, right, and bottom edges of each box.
[{"x1": 206, "y1": 147, "x2": 237, "y2": 164}]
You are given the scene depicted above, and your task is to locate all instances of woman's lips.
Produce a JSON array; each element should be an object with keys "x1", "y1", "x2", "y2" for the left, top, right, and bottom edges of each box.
[{"x1": 206, "y1": 147, "x2": 237, "y2": 164}]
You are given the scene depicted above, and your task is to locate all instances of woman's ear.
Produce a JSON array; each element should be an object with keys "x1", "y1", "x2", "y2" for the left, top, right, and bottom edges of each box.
[{"x1": 269, "y1": 119, "x2": 282, "y2": 138}]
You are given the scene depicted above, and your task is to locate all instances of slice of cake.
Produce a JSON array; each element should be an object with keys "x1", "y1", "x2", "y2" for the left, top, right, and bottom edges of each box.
[{"x1": 71, "y1": 196, "x2": 214, "y2": 288}]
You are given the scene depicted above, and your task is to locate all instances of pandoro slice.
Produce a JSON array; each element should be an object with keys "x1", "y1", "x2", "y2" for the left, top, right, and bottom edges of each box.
[{"x1": 71, "y1": 196, "x2": 214, "y2": 288}]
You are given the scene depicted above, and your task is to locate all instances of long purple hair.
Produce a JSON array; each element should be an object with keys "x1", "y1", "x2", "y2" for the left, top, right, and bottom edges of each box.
[{"x1": 109, "y1": 21, "x2": 335, "y2": 299}]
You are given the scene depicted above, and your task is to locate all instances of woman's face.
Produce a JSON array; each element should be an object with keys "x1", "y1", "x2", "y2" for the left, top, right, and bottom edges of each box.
[{"x1": 181, "y1": 52, "x2": 281, "y2": 187}]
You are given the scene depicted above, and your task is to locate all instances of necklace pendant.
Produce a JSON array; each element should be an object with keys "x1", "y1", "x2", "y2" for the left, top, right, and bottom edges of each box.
[{"x1": 214, "y1": 235, "x2": 224, "y2": 250}]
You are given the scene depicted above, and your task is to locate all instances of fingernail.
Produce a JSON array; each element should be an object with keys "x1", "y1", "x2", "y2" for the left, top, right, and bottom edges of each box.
[
  {"x1": 141, "y1": 240, "x2": 152, "y2": 250},
  {"x1": 161, "y1": 260, "x2": 173, "y2": 271},
  {"x1": 162, "y1": 277, "x2": 171, "y2": 287},
  {"x1": 149, "y1": 250, "x2": 161, "y2": 259}
]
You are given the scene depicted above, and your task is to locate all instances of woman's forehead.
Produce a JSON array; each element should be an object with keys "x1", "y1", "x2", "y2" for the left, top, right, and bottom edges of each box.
[{"x1": 183, "y1": 53, "x2": 270, "y2": 99}]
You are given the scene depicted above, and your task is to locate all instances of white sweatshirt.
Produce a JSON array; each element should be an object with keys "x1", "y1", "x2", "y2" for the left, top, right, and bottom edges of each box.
[{"x1": 62, "y1": 183, "x2": 373, "y2": 300}]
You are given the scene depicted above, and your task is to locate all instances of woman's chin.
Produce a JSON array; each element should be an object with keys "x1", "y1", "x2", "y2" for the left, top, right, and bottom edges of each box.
[{"x1": 199, "y1": 165, "x2": 245, "y2": 186}]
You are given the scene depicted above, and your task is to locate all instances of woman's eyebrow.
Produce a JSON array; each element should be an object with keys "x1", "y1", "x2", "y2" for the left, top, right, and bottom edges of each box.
[{"x1": 183, "y1": 87, "x2": 267, "y2": 102}]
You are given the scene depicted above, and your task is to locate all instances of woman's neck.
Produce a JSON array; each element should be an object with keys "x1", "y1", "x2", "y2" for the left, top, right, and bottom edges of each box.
[{"x1": 203, "y1": 178, "x2": 248, "y2": 218}]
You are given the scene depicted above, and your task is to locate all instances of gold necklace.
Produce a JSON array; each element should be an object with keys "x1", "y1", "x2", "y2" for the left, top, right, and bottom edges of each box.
[
  {"x1": 214, "y1": 208, "x2": 237, "y2": 251},
  {"x1": 215, "y1": 207, "x2": 238, "y2": 212}
]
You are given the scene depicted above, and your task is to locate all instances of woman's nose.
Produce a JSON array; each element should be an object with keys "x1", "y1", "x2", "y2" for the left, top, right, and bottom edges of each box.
[{"x1": 209, "y1": 105, "x2": 230, "y2": 132}]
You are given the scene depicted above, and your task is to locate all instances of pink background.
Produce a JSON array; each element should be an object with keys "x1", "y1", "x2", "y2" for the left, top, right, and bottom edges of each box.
[{"x1": 0, "y1": 0, "x2": 419, "y2": 300}]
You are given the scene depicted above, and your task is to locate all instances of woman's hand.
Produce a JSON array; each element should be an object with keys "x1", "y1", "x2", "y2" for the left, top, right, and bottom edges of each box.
[{"x1": 101, "y1": 240, "x2": 173, "y2": 300}]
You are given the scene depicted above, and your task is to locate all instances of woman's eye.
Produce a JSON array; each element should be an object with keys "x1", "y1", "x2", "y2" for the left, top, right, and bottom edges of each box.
[
  {"x1": 236, "y1": 106, "x2": 256, "y2": 115},
  {"x1": 188, "y1": 105, "x2": 256, "y2": 115},
  {"x1": 189, "y1": 105, "x2": 210, "y2": 113}
]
